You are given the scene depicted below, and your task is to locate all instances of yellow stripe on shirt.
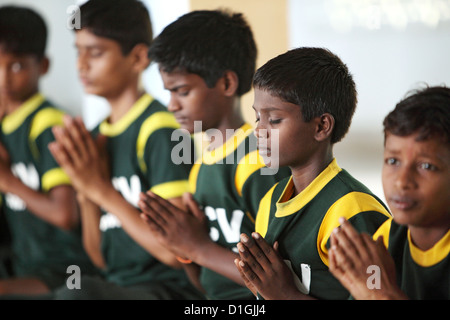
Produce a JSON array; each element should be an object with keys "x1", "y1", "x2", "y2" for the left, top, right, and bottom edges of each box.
[{"x1": 317, "y1": 192, "x2": 391, "y2": 266}]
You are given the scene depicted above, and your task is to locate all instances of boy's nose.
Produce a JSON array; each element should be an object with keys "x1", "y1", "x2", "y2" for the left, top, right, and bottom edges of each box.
[
  {"x1": 394, "y1": 167, "x2": 416, "y2": 190},
  {"x1": 77, "y1": 53, "x2": 88, "y2": 72},
  {"x1": 254, "y1": 125, "x2": 268, "y2": 139},
  {"x1": 0, "y1": 68, "x2": 9, "y2": 90},
  {"x1": 167, "y1": 96, "x2": 181, "y2": 113}
]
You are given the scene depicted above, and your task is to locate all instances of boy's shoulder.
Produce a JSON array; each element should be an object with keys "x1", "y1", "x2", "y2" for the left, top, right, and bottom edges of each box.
[
  {"x1": 256, "y1": 160, "x2": 391, "y2": 236},
  {"x1": 93, "y1": 94, "x2": 178, "y2": 137},
  {"x1": 30, "y1": 98, "x2": 66, "y2": 136},
  {"x1": 1, "y1": 94, "x2": 66, "y2": 137}
]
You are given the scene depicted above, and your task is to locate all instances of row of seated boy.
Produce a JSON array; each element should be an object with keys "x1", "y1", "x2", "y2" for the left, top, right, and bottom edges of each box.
[{"x1": 0, "y1": 0, "x2": 448, "y2": 300}]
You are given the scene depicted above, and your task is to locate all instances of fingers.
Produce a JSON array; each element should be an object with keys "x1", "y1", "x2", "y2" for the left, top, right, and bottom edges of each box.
[
  {"x1": 138, "y1": 192, "x2": 169, "y2": 229},
  {"x1": 183, "y1": 192, "x2": 205, "y2": 220},
  {"x1": 237, "y1": 234, "x2": 266, "y2": 276},
  {"x1": 329, "y1": 231, "x2": 354, "y2": 271},
  {"x1": 328, "y1": 242, "x2": 346, "y2": 280},
  {"x1": 236, "y1": 232, "x2": 282, "y2": 282},
  {"x1": 74, "y1": 116, "x2": 98, "y2": 159},
  {"x1": 234, "y1": 256, "x2": 262, "y2": 287},
  {"x1": 139, "y1": 212, "x2": 166, "y2": 237},
  {"x1": 48, "y1": 141, "x2": 75, "y2": 176},
  {"x1": 333, "y1": 217, "x2": 371, "y2": 264},
  {"x1": 143, "y1": 191, "x2": 178, "y2": 219},
  {"x1": 0, "y1": 141, "x2": 9, "y2": 160},
  {"x1": 241, "y1": 233, "x2": 271, "y2": 265},
  {"x1": 52, "y1": 116, "x2": 97, "y2": 169}
]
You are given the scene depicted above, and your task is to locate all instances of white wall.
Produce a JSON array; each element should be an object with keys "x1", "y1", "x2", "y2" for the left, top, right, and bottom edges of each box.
[{"x1": 288, "y1": 0, "x2": 450, "y2": 200}]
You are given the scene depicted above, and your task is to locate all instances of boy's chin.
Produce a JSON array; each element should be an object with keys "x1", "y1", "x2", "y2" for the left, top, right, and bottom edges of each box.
[
  {"x1": 261, "y1": 157, "x2": 280, "y2": 169},
  {"x1": 179, "y1": 123, "x2": 195, "y2": 135}
]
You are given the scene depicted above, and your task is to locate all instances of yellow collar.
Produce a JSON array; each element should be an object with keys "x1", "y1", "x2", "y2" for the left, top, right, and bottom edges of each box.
[
  {"x1": 99, "y1": 93, "x2": 154, "y2": 137},
  {"x1": 275, "y1": 159, "x2": 342, "y2": 217},
  {"x1": 408, "y1": 228, "x2": 450, "y2": 267},
  {"x1": 2, "y1": 93, "x2": 45, "y2": 134}
]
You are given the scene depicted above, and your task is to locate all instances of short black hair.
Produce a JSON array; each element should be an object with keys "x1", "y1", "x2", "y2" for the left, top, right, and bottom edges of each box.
[
  {"x1": 383, "y1": 85, "x2": 450, "y2": 145},
  {"x1": 79, "y1": 0, "x2": 152, "y2": 55},
  {"x1": 253, "y1": 47, "x2": 357, "y2": 144},
  {"x1": 148, "y1": 10, "x2": 257, "y2": 97},
  {"x1": 0, "y1": 5, "x2": 47, "y2": 59}
]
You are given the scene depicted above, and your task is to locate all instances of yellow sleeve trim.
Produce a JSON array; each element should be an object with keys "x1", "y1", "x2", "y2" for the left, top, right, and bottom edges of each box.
[
  {"x1": 317, "y1": 191, "x2": 391, "y2": 266},
  {"x1": 188, "y1": 163, "x2": 201, "y2": 194},
  {"x1": 136, "y1": 111, "x2": 180, "y2": 173},
  {"x1": 150, "y1": 180, "x2": 190, "y2": 200},
  {"x1": 41, "y1": 168, "x2": 71, "y2": 192},
  {"x1": 30, "y1": 108, "x2": 64, "y2": 141},
  {"x1": 372, "y1": 218, "x2": 392, "y2": 248},
  {"x1": 255, "y1": 183, "x2": 278, "y2": 238},
  {"x1": 235, "y1": 150, "x2": 266, "y2": 196}
]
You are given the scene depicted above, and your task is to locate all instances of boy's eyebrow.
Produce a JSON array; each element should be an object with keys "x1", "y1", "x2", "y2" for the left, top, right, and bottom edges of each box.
[
  {"x1": 74, "y1": 44, "x2": 104, "y2": 50},
  {"x1": 252, "y1": 105, "x2": 282, "y2": 112},
  {"x1": 165, "y1": 84, "x2": 188, "y2": 91},
  {"x1": 383, "y1": 146, "x2": 400, "y2": 153}
]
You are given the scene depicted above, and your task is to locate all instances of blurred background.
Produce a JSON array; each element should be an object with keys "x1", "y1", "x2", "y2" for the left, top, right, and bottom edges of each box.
[{"x1": 1, "y1": 0, "x2": 450, "y2": 202}]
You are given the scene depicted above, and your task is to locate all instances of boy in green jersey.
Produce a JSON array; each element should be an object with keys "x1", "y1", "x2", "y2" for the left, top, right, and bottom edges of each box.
[
  {"x1": 48, "y1": 0, "x2": 202, "y2": 299},
  {"x1": 329, "y1": 85, "x2": 450, "y2": 300},
  {"x1": 234, "y1": 47, "x2": 391, "y2": 300},
  {"x1": 138, "y1": 10, "x2": 291, "y2": 300},
  {"x1": 0, "y1": 5, "x2": 96, "y2": 296}
]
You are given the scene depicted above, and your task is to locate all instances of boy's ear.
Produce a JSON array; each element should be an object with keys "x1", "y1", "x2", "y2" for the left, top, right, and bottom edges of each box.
[
  {"x1": 221, "y1": 70, "x2": 239, "y2": 97},
  {"x1": 39, "y1": 57, "x2": 50, "y2": 76},
  {"x1": 129, "y1": 44, "x2": 151, "y2": 72},
  {"x1": 314, "y1": 113, "x2": 334, "y2": 141}
]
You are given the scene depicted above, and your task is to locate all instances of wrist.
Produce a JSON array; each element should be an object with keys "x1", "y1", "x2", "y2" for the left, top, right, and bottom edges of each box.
[
  {"x1": 190, "y1": 239, "x2": 225, "y2": 266},
  {"x1": 83, "y1": 179, "x2": 115, "y2": 207},
  {"x1": 176, "y1": 256, "x2": 193, "y2": 264},
  {"x1": 1, "y1": 174, "x2": 21, "y2": 194}
]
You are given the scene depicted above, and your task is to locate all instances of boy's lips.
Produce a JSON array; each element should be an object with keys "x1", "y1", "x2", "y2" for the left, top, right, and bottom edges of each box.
[
  {"x1": 79, "y1": 76, "x2": 92, "y2": 86},
  {"x1": 257, "y1": 146, "x2": 271, "y2": 156},
  {"x1": 389, "y1": 195, "x2": 417, "y2": 211},
  {"x1": 174, "y1": 116, "x2": 189, "y2": 124}
]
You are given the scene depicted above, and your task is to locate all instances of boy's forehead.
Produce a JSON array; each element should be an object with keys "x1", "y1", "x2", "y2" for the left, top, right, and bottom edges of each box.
[
  {"x1": 75, "y1": 29, "x2": 116, "y2": 48},
  {"x1": 0, "y1": 47, "x2": 40, "y2": 61},
  {"x1": 253, "y1": 87, "x2": 299, "y2": 112},
  {"x1": 385, "y1": 132, "x2": 450, "y2": 158},
  {"x1": 160, "y1": 68, "x2": 205, "y2": 86}
]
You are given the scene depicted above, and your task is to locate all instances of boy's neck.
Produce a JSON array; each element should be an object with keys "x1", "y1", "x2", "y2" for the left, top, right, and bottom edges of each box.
[
  {"x1": 105, "y1": 86, "x2": 145, "y2": 124},
  {"x1": 408, "y1": 224, "x2": 450, "y2": 251},
  {"x1": 290, "y1": 146, "x2": 334, "y2": 197},
  {"x1": 2, "y1": 89, "x2": 39, "y2": 115}
]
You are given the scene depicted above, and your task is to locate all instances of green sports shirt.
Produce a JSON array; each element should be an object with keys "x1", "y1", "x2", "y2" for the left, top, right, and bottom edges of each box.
[
  {"x1": 91, "y1": 93, "x2": 194, "y2": 287},
  {"x1": 0, "y1": 93, "x2": 97, "y2": 285},
  {"x1": 189, "y1": 123, "x2": 291, "y2": 300},
  {"x1": 374, "y1": 219, "x2": 450, "y2": 299},
  {"x1": 256, "y1": 159, "x2": 391, "y2": 300}
]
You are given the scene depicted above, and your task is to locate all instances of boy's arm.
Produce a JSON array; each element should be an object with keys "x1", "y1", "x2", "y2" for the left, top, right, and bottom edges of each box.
[
  {"x1": 0, "y1": 141, "x2": 78, "y2": 230},
  {"x1": 49, "y1": 116, "x2": 181, "y2": 268},
  {"x1": 77, "y1": 194, "x2": 105, "y2": 269},
  {"x1": 181, "y1": 263, "x2": 206, "y2": 294}
]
